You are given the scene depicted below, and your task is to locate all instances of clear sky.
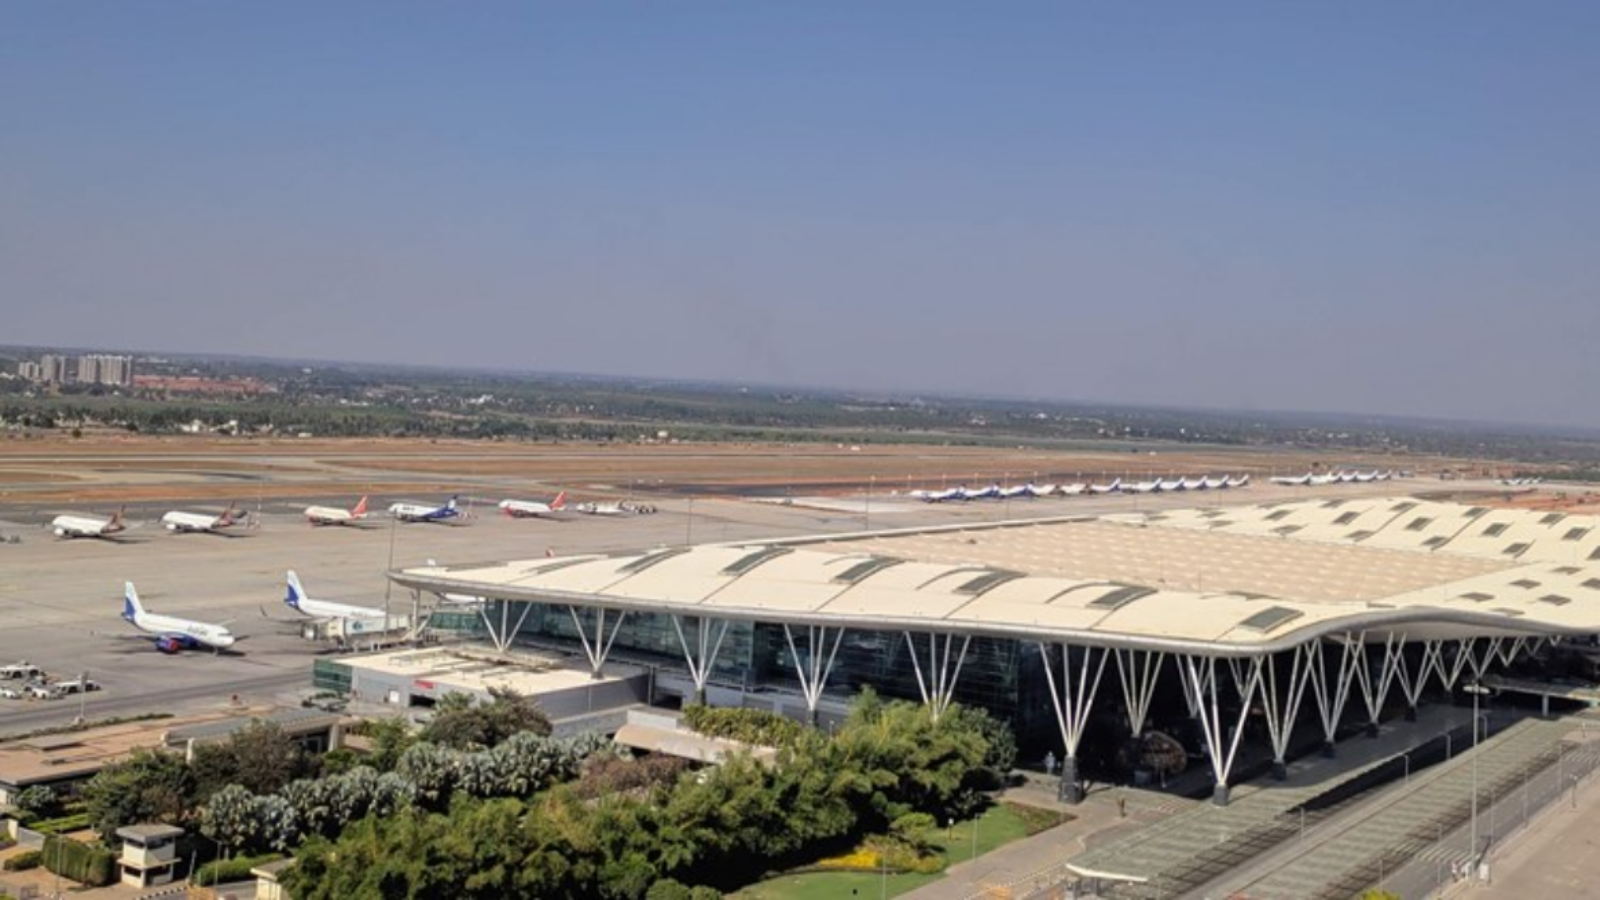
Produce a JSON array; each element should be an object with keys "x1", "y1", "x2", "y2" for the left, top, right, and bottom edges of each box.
[{"x1": 3, "y1": 3, "x2": 1597, "y2": 427}]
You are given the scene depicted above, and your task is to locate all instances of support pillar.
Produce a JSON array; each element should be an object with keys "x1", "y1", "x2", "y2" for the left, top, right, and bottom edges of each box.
[
  {"x1": 1353, "y1": 632, "x2": 1405, "y2": 738},
  {"x1": 1184, "y1": 655, "x2": 1261, "y2": 806},
  {"x1": 568, "y1": 605, "x2": 627, "y2": 678},
  {"x1": 1308, "y1": 636, "x2": 1361, "y2": 758},
  {"x1": 1040, "y1": 643, "x2": 1109, "y2": 804},
  {"x1": 480, "y1": 599, "x2": 534, "y2": 654},
  {"x1": 783, "y1": 624, "x2": 846, "y2": 726},
  {"x1": 905, "y1": 632, "x2": 972, "y2": 722},
  {"x1": 1395, "y1": 640, "x2": 1443, "y2": 722},
  {"x1": 1257, "y1": 644, "x2": 1315, "y2": 780},
  {"x1": 670, "y1": 615, "x2": 731, "y2": 706},
  {"x1": 1114, "y1": 649, "x2": 1164, "y2": 739}
]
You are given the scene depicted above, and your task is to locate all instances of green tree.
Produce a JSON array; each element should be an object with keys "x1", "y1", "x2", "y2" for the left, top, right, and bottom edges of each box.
[
  {"x1": 191, "y1": 721, "x2": 313, "y2": 797},
  {"x1": 82, "y1": 749, "x2": 194, "y2": 841},
  {"x1": 421, "y1": 688, "x2": 552, "y2": 750}
]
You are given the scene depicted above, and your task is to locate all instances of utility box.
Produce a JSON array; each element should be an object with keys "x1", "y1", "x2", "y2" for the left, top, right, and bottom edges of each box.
[{"x1": 117, "y1": 823, "x2": 184, "y2": 887}]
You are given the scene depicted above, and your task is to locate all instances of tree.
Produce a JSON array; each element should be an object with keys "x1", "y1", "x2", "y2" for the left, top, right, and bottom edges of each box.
[
  {"x1": 82, "y1": 749, "x2": 194, "y2": 841},
  {"x1": 12, "y1": 785, "x2": 59, "y2": 821},
  {"x1": 421, "y1": 688, "x2": 552, "y2": 750},
  {"x1": 191, "y1": 721, "x2": 312, "y2": 797}
]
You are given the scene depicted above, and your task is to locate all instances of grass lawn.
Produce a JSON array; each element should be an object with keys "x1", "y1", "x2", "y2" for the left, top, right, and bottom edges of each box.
[{"x1": 730, "y1": 802, "x2": 1068, "y2": 900}]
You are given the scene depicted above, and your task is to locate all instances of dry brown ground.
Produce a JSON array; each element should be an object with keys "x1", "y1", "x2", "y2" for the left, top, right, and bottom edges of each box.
[{"x1": 0, "y1": 434, "x2": 1467, "y2": 506}]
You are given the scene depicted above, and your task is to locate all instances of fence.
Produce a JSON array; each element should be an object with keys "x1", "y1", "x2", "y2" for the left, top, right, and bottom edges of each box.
[{"x1": 1381, "y1": 735, "x2": 1600, "y2": 900}]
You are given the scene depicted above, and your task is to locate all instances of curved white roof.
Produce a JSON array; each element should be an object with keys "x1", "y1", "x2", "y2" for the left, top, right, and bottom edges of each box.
[{"x1": 392, "y1": 497, "x2": 1600, "y2": 657}]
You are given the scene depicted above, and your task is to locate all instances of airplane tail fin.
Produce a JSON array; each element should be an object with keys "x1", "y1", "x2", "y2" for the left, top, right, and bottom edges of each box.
[
  {"x1": 220, "y1": 502, "x2": 237, "y2": 525},
  {"x1": 352, "y1": 496, "x2": 369, "y2": 518},
  {"x1": 552, "y1": 491, "x2": 568, "y2": 510},
  {"x1": 123, "y1": 582, "x2": 143, "y2": 621},
  {"x1": 285, "y1": 571, "x2": 305, "y2": 610},
  {"x1": 110, "y1": 505, "x2": 126, "y2": 529}
]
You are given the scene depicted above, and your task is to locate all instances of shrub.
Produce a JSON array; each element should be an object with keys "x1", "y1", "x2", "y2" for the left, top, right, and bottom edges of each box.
[
  {"x1": 194, "y1": 852, "x2": 283, "y2": 886},
  {"x1": 30, "y1": 812, "x2": 92, "y2": 835},
  {"x1": 41, "y1": 835, "x2": 116, "y2": 887},
  {"x1": 681, "y1": 705, "x2": 804, "y2": 747},
  {"x1": 646, "y1": 880, "x2": 693, "y2": 900},
  {"x1": 3, "y1": 850, "x2": 42, "y2": 871}
]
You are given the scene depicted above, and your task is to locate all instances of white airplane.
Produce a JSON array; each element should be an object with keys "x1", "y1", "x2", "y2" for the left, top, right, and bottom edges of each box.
[
  {"x1": 966, "y1": 484, "x2": 1003, "y2": 500},
  {"x1": 1225, "y1": 474, "x2": 1252, "y2": 488},
  {"x1": 1308, "y1": 473, "x2": 1337, "y2": 486},
  {"x1": 1059, "y1": 482, "x2": 1088, "y2": 496},
  {"x1": 159, "y1": 503, "x2": 243, "y2": 533},
  {"x1": 389, "y1": 496, "x2": 462, "y2": 524},
  {"x1": 998, "y1": 485, "x2": 1034, "y2": 500},
  {"x1": 279, "y1": 570, "x2": 387, "y2": 620},
  {"x1": 1089, "y1": 478, "x2": 1122, "y2": 495},
  {"x1": 305, "y1": 496, "x2": 370, "y2": 526},
  {"x1": 910, "y1": 487, "x2": 966, "y2": 503},
  {"x1": 1201, "y1": 475, "x2": 1229, "y2": 490},
  {"x1": 51, "y1": 508, "x2": 127, "y2": 539},
  {"x1": 498, "y1": 492, "x2": 569, "y2": 519},
  {"x1": 1123, "y1": 478, "x2": 1162, "y2": 495},
  {"x1": 120, "y1": 582, "x2": 237, "y2": 654},
  {"x1": 1270, "y1": 473, "x2": 1314, "y2": 487},
  {"x1": 1157, "y1": 476, "x2": 1185, "y2": 492},
  {"x1": 574, "y1": 500, "x2": 658, "y2": 516},
  {"x1": 1180, "y1": 477, "x2": 1208, "y2": 491}
]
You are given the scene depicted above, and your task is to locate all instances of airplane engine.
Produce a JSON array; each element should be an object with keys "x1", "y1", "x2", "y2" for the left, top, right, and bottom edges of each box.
[
  {"x1": 155, "y1": 636, "x2": 183, "y2": 654},
  {"x1": 165, "y1": 522, "x2": 179, "y2": 531},
  {"x1": 54, "y1": 528, "x2": 66, "y2": 537}
]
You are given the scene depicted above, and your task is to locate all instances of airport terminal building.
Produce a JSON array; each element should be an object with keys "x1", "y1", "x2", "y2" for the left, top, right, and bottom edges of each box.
[{"x1": 390, "y1": 495, "x2": 1600, "y2": 804}]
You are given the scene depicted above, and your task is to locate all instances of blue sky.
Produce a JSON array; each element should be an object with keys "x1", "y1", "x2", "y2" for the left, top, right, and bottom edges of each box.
[{"x1": 3, "y1": 3, "x2": 1598, "y2": 426}]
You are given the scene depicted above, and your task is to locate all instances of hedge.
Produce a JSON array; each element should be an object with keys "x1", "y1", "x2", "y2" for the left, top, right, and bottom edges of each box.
[
  {"x1": 194, "y1": 852, "x2": 283, "y2": 886},
  {"x1": 2, "y1": 850, "x2": 41, "y2": 871},
  {"x1": 30, "y1": 812, "x2": 92, "y2": 835},
  {"x1": 41, "y1": 835, "x2": 116, "y2": 887}
]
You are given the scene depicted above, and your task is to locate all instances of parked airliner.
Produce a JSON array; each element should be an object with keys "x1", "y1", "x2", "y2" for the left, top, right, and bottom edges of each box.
[
  {"x1": 280, "y1": 570, "x2": 386, "y2": 620},
  {"x1": 51, "y1": 508, "x2": 126, "y2": 539},
  {"x1": 389, "y1": 496, "x2": 462, "y2": 524},
  {"x1": 160, "y1": 504, "x2": 243, "y2": 533},
  {"x1": 120, "y1": 583, "x2": 237, "y2": 653},
  {"x1": 499, "y1": 492, "x2": 568, "y2": 519},
  {"x1": 305, "y1": 496, "x2": 369, "y2": 526}
]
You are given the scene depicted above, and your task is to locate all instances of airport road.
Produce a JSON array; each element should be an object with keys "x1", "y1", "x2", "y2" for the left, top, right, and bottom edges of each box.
[{"x1": 0, "y1": 477, "x2": 1424, "y2": 738}]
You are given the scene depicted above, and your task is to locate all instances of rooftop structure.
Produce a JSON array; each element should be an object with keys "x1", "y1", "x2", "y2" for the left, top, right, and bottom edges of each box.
[{"x1": 391, "y1": 496, "x2": 1600, "y2": 807}]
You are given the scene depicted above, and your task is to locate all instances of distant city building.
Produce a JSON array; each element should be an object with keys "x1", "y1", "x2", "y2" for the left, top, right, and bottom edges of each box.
[
  {"x1": 39, "y1": 354, "x2": 70, "y2": 383},
  {"x1": 16, "y1": 361, "x2": 41, "y2": 381},
  {"x1": 77, "y1": 354, "x2": 134, "y2": 387}
]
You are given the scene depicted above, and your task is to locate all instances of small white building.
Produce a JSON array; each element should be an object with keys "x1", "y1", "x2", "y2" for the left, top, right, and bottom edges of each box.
[{"x1": 116, "y1": 823, "x2": 184, "y2": 888}]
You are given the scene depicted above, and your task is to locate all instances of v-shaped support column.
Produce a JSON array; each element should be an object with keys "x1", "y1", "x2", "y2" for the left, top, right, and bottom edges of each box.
[
  {"x1": 905, "y1": 632, "x2": 972, "y2": 722},
  {"x1": 671, "y1": 615, "x2": 731, "y2": 706},
  {"x1": 1040, "y1": 643, "x2": 1109, "y2": 804},
  {"x1": 568, "y1": 606, "x2": 627, "y2": 679},
  {"x1": 783, "y1": 624, "x2": 846, "y2": 726},
  {"x1": 1185, "y1": 655, "x2": 1261, "y2": 806}
]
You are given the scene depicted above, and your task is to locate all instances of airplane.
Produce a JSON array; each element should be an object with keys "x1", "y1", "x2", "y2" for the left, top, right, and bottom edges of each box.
[
  {"x1": 1122, "y1": 478, "x2": 1162, "y2": 495},
  {"x1": 1059, "y1": 482, "x2": 1088, "y2": 496},
  {"x1": 1201, "y1": 475, "x2": 1229, "y2": 490},
  {"x1": 574, "y1": 500, "x2": 658, "y2": 516},
  {"x1": 278, "y1": 570, "x2": 387, "y2": 620},
  {"x1": 51, "y1": 508, "x2": 127, "y2": 539},
  {"x1": 159, "y1": 503, "x2": 243, "y2": 533},
  {"x1": 388, "y1": 496, "x2": 462, "y2": 524},
  {"x1": 1308, "y1": 473, "x2": 1337, "y2": 486},
  {"x1": 305, "y1": 496, "x2": 369, "y2": 526},
  {"x1": 998, "y1": 485, "x2": 1035, "y2": 500},
  {"x1": 1225, "y1": 474, "x2": 1252, "y2": 488},
  {"x1": 910, "y1": 487, "x2": 967, "y2": 503},
  {"x1": 966, "y1": 484, "x2": 1003, "y2": 500},
  {"x1": 1180, "y1": 477, "x2": 1208, "y2": 491},
  {"x1": 1157, "y1": 476, "x2": 1185, "y2": 492},
  {"x1": 498, "y1": 492, "x2": 569, "y2": 519},
  {"x1": 120, "y1": 582, "x2": 237, "y2": 654},
  {"x1": 1088, "y1": 478, "x2": 1122, "y2": 495},
  {"x1": 1270, "y1": 473, "x2": 1314, "y2": 487}
]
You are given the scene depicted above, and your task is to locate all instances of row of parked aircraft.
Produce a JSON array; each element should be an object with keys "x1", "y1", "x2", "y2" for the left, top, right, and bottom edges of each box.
[
  {"x1": 49, "y1": 491, "x2": 653, "y2": 539},
  {"x1": 908, "y1": 474, "x2": 1253, "y2": 503},
  {"x1": 1268, "y1": 470, "x2": 1401, "y2": 487},
  {"x1": 1499, "y1": 476, "x2": 1544, "y2": 487},
  {"x1": 118, "y1": 569, "x2": 478, "y2": 654}
]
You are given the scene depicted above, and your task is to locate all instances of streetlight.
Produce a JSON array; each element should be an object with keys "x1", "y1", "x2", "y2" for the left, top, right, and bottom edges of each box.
[{"x1": 1465, "y1": 682, "x2": 1491, "y2": 875}]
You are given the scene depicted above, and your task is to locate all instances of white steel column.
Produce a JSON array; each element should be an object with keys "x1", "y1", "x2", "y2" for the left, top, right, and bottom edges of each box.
[
  {"x1": 481, "y1": 599, "x2": 534, "y2": 653},
  {"x1": 1431, "y1": 639, "x2": 1475, "y2": 692},
  {"x1": 1258, "y1": 645, "x2": 1316, "y2": 780},
  {"x1": 1185, "y1": 654, "x2": 1261, "y2": 806},
  {"x1": 1395, "y1": 640, "x2": 1444, "y2": 721},
  {"x1": 1176, "y1": 654, "x2": 1215, "y2": 719},
  {"x1": 1353, "y1": 633, "x2": 1406, "y2": 737},
  {"x1": 1115, "y1": 649, "x2": 1165, "y2": 739},
  {"x1": 1039, "y1": 643, "x2": 1109, "y2": 804},
  {"x1": 904, "y1": 632, "x2": 972, "y2": 722},
  {"x1": 1466, "y1": 637, "x2": 1504, "y2": 683},
  {"x1": 1308, "y1": 636, "x2": 1362, "y2": 757},
  {"x1": 568, "y1": 605, "x2": 628, "y2": 678},
  {"x1": 783, "y1": 623, "x2": 846, "y2": 725},
  {"x1": 671, "y1": 615, "x2": 731, "y2": 706}
]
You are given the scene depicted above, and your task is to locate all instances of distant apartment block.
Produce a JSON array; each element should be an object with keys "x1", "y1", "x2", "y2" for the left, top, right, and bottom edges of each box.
[
  {"x1": 16, "y1": 353, "x2": 134, "y2": 386},
  {"x1": 77, "y1": 353, "x2": 135, "y2": 387}
]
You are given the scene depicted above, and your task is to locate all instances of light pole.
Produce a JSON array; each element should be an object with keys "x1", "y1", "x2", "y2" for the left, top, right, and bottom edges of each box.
[{"x1": 1466, "y1": 682, "x2": 1491, "y2": 874}]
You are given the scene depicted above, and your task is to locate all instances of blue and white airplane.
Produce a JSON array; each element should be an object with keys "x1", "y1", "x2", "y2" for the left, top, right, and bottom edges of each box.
[
  {"x1": 280, "y1": 570, "x2": 386, "y2": 620},
  {"x1": 120, "y1": 582, "x2": 238, "y2": 654},
  {"x1": 388, "y1": 496, "x2": 462, "y2": 524}
]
